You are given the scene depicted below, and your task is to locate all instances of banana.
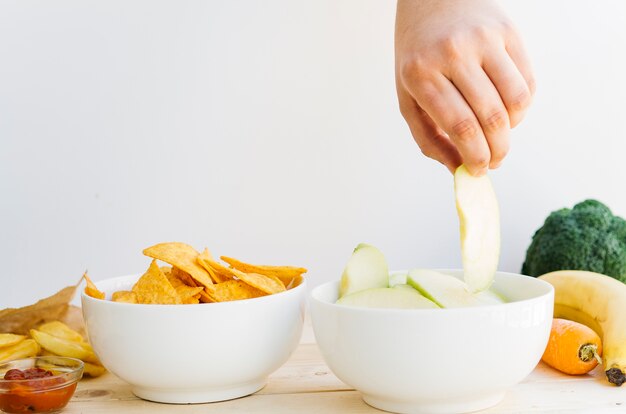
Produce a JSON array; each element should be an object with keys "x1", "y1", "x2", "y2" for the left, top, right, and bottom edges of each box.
[{"x1": 539, "y1": 270, "x2": 626, "y2": 386}]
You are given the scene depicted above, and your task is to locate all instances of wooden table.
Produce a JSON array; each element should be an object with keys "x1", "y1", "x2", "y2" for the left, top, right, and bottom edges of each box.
[{"x1": 68, "y1": 317, "x2": 625, "y2": 413}]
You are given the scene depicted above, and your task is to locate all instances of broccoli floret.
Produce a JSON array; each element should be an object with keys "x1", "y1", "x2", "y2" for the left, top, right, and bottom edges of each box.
[{"x1": 522, "y1": 199, "x2": 626, "y2": 283}]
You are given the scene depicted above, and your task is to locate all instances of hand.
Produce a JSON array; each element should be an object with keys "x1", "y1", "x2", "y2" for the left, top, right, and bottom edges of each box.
[{"x1": 395, "y1": 0, "x2": 535, "y2": 175}]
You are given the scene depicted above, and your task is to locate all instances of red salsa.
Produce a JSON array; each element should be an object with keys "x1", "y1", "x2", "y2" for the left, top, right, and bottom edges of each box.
[
  {"x1": 4, "y1": 369, "x2": 54, "y2": 381},
  {"x1": 0, "y1": 368, "x2": 76, "y2": 413}
]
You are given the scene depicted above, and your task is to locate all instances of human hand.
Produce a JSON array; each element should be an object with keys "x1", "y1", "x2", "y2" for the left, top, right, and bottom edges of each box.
[{"x1": 395, "y1": 0, "x2": 535, "y2": 175}]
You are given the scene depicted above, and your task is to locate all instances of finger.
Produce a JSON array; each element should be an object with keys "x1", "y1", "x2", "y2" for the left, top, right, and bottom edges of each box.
[
  {"x1": 483, "y1": 48, "x2": 533, "y2": 128},
  {"x1": 449, "y1": 64, "x2": 510, "y2": 169},
  {"x1": 408, "y1": 74, "x2": 491, "y2": 176},
  {"x1": 397, "y1": 89, "x2": 462, "y2": 173},
  {"x1": 505, "y1": 31, "x2": 536, "y2": 97}
]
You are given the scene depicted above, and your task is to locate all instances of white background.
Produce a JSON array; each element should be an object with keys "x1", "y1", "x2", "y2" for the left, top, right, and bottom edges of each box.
[{"x1": 1, "y1": 0, "x2": 625, "y2": 307}]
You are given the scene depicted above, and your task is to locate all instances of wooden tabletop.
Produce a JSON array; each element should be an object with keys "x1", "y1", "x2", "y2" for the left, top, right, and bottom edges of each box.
[{"x1": 67, "y1": 317, "x2": 625, "y2": 414}]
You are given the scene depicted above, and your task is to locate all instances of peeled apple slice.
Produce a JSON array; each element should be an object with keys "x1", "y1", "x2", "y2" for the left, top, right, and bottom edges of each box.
[
  {"x1": 339, "y1": 243, "x2": 389, "y2": 298},
  {"x1": 336, "y1": 287, "x2": 439, "y2": 309},
  {"x1": 407, "y1": 269, "x2": 504, "y2": 308},
  {"x1": 454, "y1": 165, "x2": 500, "y2": 293},
  {"x1": 389, "y1": 271, "x2": 408, "y2": 287}
]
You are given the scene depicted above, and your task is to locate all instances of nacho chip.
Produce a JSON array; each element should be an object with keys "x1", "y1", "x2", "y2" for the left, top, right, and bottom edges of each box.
[
  {"x1": 197, "y1": 257, "x2": 233, "y2": 283},
  {"x1": 206, "y1": 259, "x2": 285, "y2": 294},
  {"x1": 83, "y1": 272, "x2": 105, "y2": 300},
  {"x1": 235, "y1": 271, "x2": 286, "y2": 295},
  {"x1": 205, "y1": 280, "x2": 266, "y2": 302},
  {"x1": 285, "y1": 274, "x2": 304, "y2": 289},
  {"x1": 198, "y1": 247, "x2": 214, "y2": 261},
  {"x1": 220, "y1": 256, "x2": 307, "y2": 287},
  {"x1": 132, "y1": 260, "x2": 181, "y2": 304},
  {"x1": 171, "y1": 266, "x2": 198, "y2": 287},
  {"x1": 200, "y1": 258, "x2": 243, "y2": 283},
  {"x1": 165, "y1": 273, "x2": 183, "y2": 288},
  {"x1": 112, "y1": 290, "x2": 138, "y2": 304},
  {"x1": 197, "y1": 248, "x2": 224, "y2": 283},
  {"x1": 198, "y1": 290, "x2": 214, "y2": 303},
  {"x1": 175, "y1": 284, "x2": 204, "y2": 302},
  {"x1": 183, "y1": 295, "x2": 200, "y2": 305},
  {"x1": 143, "y1": 242, "x2": 213, "y2": 288}
]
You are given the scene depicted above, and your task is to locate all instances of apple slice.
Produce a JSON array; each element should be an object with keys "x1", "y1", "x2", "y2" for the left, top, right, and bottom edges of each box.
[
  {"x1": 454, "y1": 165, "x2": 500, "y2": 293},
  {"x1": 407, "y1": 269, "x2": 505, "y2": 308},
  {"x1": 392, "y1": 283, "x2": 415, "y2": 291},
  {"x1": 476, "y1": 288, "x2": 507, "y2": 304},
  {"x1": 339, "y1": 243, "x2": 389, "y2": 298},
  {"x1": 389, "y1": 271, "x2": 408, "y2": 287},
  {"x1": 336, "y1": 287, "x2": 439, "y2": 309}
]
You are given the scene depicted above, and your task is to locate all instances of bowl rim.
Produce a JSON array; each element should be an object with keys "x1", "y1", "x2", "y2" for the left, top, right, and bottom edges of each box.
[
  {"x1": 310, "y1": 269, "x2": 554, "y2": 314},
  {"x1": 81, "y1": 273, "x2": 307, "y2": 307},
  {"x1": 0, "y1": 356, "x2": 84, "y2": 387}
]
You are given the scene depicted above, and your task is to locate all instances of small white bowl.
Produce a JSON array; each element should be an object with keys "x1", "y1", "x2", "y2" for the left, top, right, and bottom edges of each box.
[
  {"x1": 310, "y1": 270, "x2": 553, "y2": 414},
  {"x1": 81, "y1": 274, "x2": 306, "y2": 404}
]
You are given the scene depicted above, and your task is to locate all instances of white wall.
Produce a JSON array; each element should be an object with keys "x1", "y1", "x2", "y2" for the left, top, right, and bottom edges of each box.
[{"x1": 2, "y1": 0, "x2": 625, "y2": 307}]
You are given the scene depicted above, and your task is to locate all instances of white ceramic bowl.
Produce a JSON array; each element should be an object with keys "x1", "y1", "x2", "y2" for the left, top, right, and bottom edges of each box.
[
  {"x1": 81, "y1": 275, "x2": 306, "y2": 404},
  {"x1": 310, "y1": 270, "x2": 553, "y2": 414}
]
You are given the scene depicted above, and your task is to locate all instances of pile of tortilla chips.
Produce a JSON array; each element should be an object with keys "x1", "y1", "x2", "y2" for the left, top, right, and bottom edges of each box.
[{"x1": 84, "y1": 242, "x2": 307, "y2": 305}]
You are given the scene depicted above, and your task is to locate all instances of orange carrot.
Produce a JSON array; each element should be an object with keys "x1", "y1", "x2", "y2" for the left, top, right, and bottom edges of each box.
[{"x1": 542, "y1": 318, "x2": 602, "y2": 375}]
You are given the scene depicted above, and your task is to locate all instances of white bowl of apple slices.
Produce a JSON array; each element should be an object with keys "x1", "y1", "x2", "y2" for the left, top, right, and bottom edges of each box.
[
  {"x1": 311, "y1": 268, "x2": 553, "y2": 414},
  {"x1": 311, "y1": 167, "x2": 553, "y2": 414}
]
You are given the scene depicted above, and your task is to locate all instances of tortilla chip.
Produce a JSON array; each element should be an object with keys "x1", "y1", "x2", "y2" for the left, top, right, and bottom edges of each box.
[
  {"x1": 204, "y1": 259, "x2": 285, "y2": 294},
  {"x1": 285, "y1": 274, "x2": 304, "y2": 289},
  {"x1": 165, "y1": 273, "x2": 183, "y2": 289},
  {"x1": 220, "y1": 256, "x2": 307, "y2": 287},
  {"x1": 83, "y1": 272, "x2": 105, "y2": 300},
  {"x1": 132, "y1": 260, "x2": 181, "y2": 304},
  {"x1": 111, "y1": 290, "x2": 138, "y2": 304},
  {"x1": 198, "y1": 290, "x2": 215, "y2": 303},
  {"x1": 171, "y1": 266, "x2": 198, "y2": 287},
  {"x1": 175, "y1": 284, "x2": 204, "y2": 301},
  {"x1": 205, "y1": 280, "x2": 266, "y2": 302},
  {"x1": 197, "y1": 247, "x2": 223, "y2": 283},
  {"x1": 198, "y1": 257, "x2": 235, "y2": 283},
  {"x1": 183, "y1": 295, "x2": 200, "y2": 304},
  {"x1": 235, "y1": 271, "x2": 286, "y2": 295},
  {"x1": 143, "y1": 242, "x2": 213, "y2": 287},
  {"x1": 198, "y1": 247, "x2": 214, "y2": 261}
]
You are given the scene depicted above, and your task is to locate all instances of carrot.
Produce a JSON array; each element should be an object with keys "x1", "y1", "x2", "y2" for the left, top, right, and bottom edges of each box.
[{"x1": 541, "y1": 318, "x2": 602, "y2": 375}]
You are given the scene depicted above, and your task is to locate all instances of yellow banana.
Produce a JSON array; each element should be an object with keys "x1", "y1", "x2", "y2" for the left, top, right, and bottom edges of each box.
[{"x1": 539, "y1": 270, "x2": 626, "y2": 386}]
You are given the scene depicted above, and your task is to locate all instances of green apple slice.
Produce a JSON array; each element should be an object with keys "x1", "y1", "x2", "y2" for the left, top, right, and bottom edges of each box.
[
  {"x1": 339, "y1": 243, "x2": 389, "y2": 298},
  {"x1": 392, "y1": 283, "x2": 415, "y2": 291},
  {"x1": 454, "y1": 165, "x2": 500, "y2": 293},
  {"x1": 407, "y1": 269, "x2": 505, "y2": 308},
  {"x1": 336, "y1": 287, "x2": 439, "y2": 309},
  {"x1": 388, "y1": 271, "x2": 408, "y2": 287},
  {"x1": 476, "y1": 287, "x2": 507, "y2": 304}
]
